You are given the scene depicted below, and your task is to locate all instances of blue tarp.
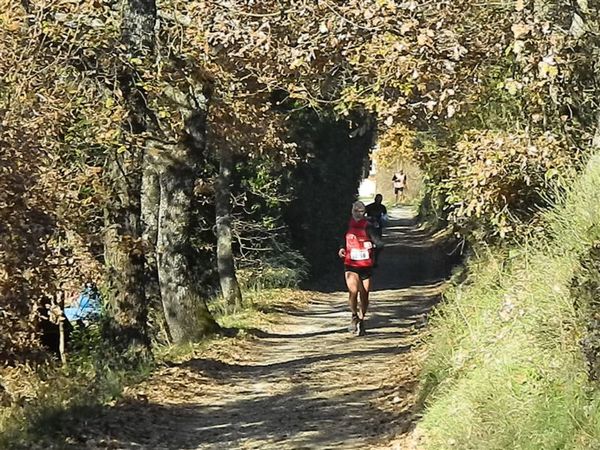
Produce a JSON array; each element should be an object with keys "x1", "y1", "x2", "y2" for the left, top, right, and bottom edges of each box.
[{"x1": 63, "y1": 286, "x2": 101, "y2": 323}]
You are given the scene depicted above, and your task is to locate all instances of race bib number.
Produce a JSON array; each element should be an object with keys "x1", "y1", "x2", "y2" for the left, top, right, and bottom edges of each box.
[{"x1": 350, "y1": 249, "x2": 369, "y2": 261}]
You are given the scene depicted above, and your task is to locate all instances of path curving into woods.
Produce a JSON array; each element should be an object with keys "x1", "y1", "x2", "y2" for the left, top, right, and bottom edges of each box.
[{"x1": 59, "y1": 206, "x2": 455, "y2": 449}]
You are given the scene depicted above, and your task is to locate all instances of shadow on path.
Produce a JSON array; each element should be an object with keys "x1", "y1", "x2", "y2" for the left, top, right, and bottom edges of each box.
[
  {"x1": 310, "y1": 207, "x2": 458, "y2": 293},
  {"x1": 61, "y1": 383, "x2": 413, "y2": 450},
  {"x1": 39, "y1": 206, "x2": 460, "y2": 450}
]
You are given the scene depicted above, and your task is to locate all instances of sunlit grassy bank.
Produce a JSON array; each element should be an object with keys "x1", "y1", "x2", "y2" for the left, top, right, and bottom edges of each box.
[{"x1": 418, "y1": 155, "x2": 600, "y2": 449}]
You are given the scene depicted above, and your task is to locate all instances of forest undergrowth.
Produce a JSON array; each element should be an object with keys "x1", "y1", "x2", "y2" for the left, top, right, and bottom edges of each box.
[
  {"x1": 417, "y1": 154, "x2": 600, "y2": 449},
  {"x1": 0, "y1": 288, "x2": 311, "y2": 449}
]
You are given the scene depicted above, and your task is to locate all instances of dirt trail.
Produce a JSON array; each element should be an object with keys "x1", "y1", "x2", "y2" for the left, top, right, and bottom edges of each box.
[{"x1": 75, "y1": 206, "x2": 454, "y2": 450}]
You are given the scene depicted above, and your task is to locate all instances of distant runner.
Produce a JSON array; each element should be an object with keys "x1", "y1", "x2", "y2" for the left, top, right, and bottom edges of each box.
[
  {"x1": 338, "y1": 201, "x2": 383, "y2": 336},
  {"x1": 365, "y1": 194, "x2": 387, "y2": 267},
  {"x1": 365, "y1": 194, "x2": 387, "y2": 238},
  {"x1": 392, "y1": 170, "x2": 407, "y2": 205}
]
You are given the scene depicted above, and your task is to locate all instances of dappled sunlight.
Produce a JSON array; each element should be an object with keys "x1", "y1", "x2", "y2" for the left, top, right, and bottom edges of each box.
[
  {"x1": 3, "y1": 0, "x2": 597, "y2": 447},
  {"x1": 51, "y1": 206, "x2": 456, "y2": 449}
]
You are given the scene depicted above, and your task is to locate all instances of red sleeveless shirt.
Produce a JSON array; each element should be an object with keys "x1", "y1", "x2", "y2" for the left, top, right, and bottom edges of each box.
[{"x1": 344, "y1": 218, "x2": 374, "y2": 268}]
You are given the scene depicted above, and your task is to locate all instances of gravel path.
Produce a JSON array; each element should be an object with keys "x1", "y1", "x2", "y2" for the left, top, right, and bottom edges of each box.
[{"x1": 75, "y1": 206, "x2": 453, "y2": 449}]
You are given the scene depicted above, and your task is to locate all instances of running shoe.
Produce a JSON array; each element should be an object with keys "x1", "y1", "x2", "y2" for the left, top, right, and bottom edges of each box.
[{"x1": 356, "y1": 319, "x2": 366, "y2": 336}]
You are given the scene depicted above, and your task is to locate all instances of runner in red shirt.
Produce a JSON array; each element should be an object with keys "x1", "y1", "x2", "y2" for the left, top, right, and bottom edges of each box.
[{"x1": 338, "y1": 201, "x2": 383, "y2": 336}]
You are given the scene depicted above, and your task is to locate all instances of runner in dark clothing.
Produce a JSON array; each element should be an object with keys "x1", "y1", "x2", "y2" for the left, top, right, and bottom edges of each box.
[
  {"x1": 365, "y1": 194, "x2": 387, "y2": 239},
  {"x1": 365, "y1": 194, "x2": 387, "y2": 267},
  {"x1": 338, "y1": 201, "x2": 384, "y2": 336}
]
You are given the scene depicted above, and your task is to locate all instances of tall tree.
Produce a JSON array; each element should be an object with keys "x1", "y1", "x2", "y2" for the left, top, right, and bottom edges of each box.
[
  {"x1": 154, "y1": 78, "x2": 220, "y2": 342},
  {"x1": 140, "y1": 148, "x2": 161, "y2": 324},
  {"x1": 215, "y1": 144, "x2": 243, "y2": 310},
  {"x1": 104, "y1": 0, "x2": 156, "y2": 349}
]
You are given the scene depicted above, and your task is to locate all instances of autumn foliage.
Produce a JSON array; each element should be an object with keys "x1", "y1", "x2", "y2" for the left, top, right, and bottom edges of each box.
[
  {"x1": 1, "y1": 0, "x2": 109, "y2": 360},
  {"x1": 2, "y1": 0, "x2": 600, "y2": 359}
]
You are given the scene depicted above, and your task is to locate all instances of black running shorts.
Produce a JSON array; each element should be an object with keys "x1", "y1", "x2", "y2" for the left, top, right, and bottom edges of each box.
[{"x1": 344, "y1": 266, "x2": 372, "y2": 280}]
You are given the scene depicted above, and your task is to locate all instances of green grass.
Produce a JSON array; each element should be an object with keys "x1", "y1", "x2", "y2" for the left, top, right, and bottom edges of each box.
[{"x1": 417, "y1": 154, "x2": 600, "y2": 449}]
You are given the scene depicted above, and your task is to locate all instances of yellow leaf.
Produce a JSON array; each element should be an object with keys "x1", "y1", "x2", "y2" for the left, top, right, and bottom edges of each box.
[
  {"x1": 515, "y1": 0, "x2": 525, "y2": 11},
  {"x1": 513, "y1": 40, "x2": 526, "y2": 56},
  {"x1": 511, "y1": 23, "x2": 531, "y2": 39},
  {"x1": 538, "y1": 60, "x2": 558, "y2": 79},
  {"x1": 504, "y1": 79, "x2": 522, "y2": 95}
]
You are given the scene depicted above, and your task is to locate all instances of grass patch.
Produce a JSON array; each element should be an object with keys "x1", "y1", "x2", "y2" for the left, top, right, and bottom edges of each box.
[
  {"x1": 0, "y1": 331, "x2": 153, "y2": 449},
  {"x1": 417, "y1": 155, "x2": 600, "y2": 449},
  {"x1": 208, "y1": 287, "x2": 312, "y2": 330}
]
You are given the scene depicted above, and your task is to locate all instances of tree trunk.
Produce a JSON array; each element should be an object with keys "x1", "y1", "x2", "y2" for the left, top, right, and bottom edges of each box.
[
  {"x1": 215, "y1": 145, "x2": 243, "y2": 311},
  {"x1": 104, "y1": 184, "x2": 147, "y2": 348},
  {"x1": 122, "y1": 0, "x2": 156, "y2": 54},
  {"x1": 141, "y1": 148, "x2": 163, "y2": 334},
  {"x1": 142, "y1": 150, "x2": 160, "y2": 262},
  {"x1": 103, "y1": 0, "x2": 156, "y2": 349},
  {"x1": 156, "y1": 102, "x2": 219, "y2": 343}
]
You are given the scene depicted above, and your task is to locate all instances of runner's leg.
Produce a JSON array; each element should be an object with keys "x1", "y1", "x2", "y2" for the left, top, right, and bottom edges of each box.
[
  {"x1": 357, "y1": 276, "x2": 371, "y2": 319},
  {"x1": 355, "y1": 276, "x2": 371, "y2": 336},
  {"x1": 345, "y1": 271, "x2": 360, "y2": 316}
]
